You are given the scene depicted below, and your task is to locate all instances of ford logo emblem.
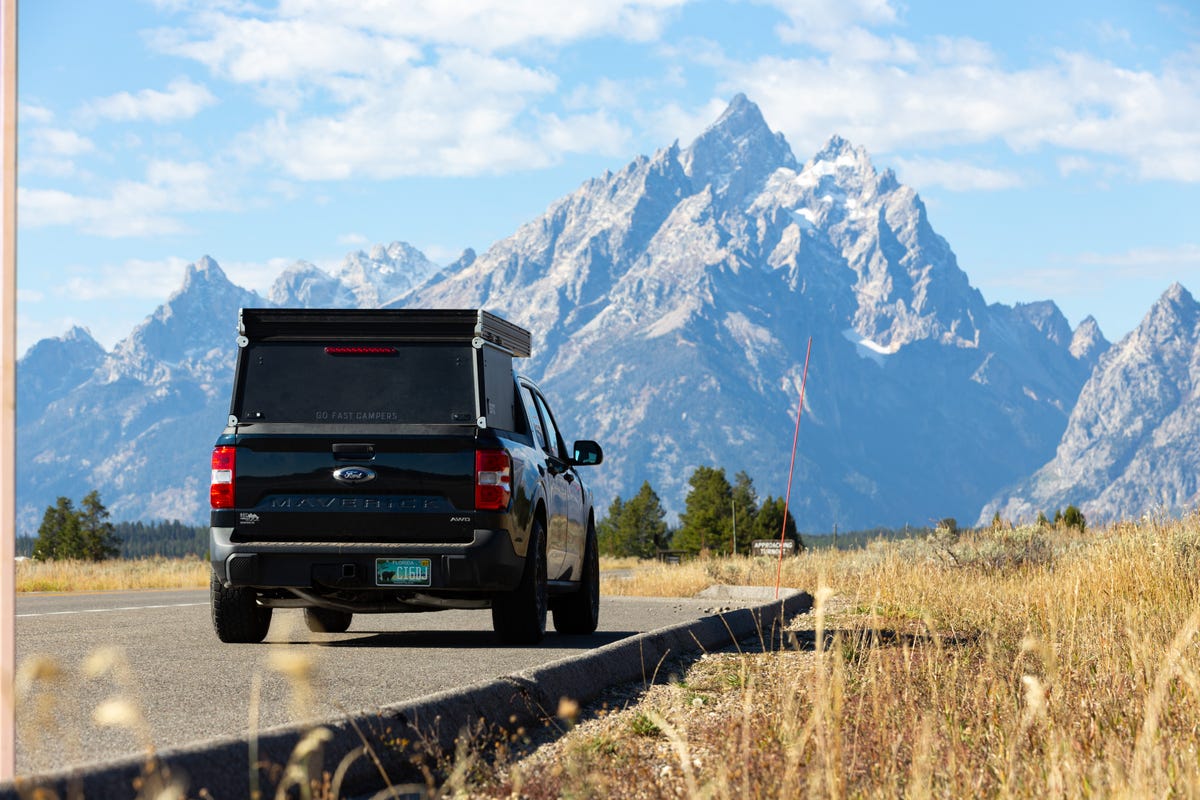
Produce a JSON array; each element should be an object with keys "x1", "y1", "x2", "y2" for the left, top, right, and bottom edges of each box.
[{"x1": 333, "y1": 466, "x2": 376, "y2": 484}]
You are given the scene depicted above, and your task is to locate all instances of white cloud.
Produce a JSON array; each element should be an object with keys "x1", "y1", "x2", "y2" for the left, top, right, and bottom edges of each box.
[
  {"x1": 30, "y1": 128, "x2": 95, "y2": 157},
  {"x1": 1056, "y1": 155, "x2": 1094, "y2": 177},
  {"x1": 83, "y1": 77, "x2": 218, "y2": 123},
  {"x1": 18, "y1": 160, "x2": 229, "y2": 237},
  {"x1": 891, "y1": 156, "x2": 1023, "y2": 191},
  {"x1": 144, "y1": 2, "x2": 684, "y2": 179},
  {"x1": 240, "y1": 50, "x2": 578, "y2": 178},
  {"x1": 760, "y1": 0, "x2": 908, "y2": 61},
  {"x1": 337, "y1": 232, "x2": 368, "y2": 246},
  {"x1": 268, "y1": 0, "x2": 685, "y2": 51},
  {"x1": 538, "y1": 111, "x2": 631, "y2": 156},
  {"x1": 1089, "y1": 20, "x2": 1133, "y2": 47},
  {"x1": 643, "y1": 97, "x2": 730, "y2": 148},
  {"x1": 19, "y1": 103, "x2": 54, "y2": 124},
  {"x1": 19, "y1": 126, "x2": 96, "y2": 178},
  {"x1": 59, "y1": 257, "x2": 191, "y2": 301},
  {"x1": 1074, "y1": 244, "x2": 1200, "y2": 273},
  {"x1": 149, "y1": 17, "x2": 421, "y2": 96},
  {"x1": 722, "y1": 46, "x2": 1200, "y2": 182}
]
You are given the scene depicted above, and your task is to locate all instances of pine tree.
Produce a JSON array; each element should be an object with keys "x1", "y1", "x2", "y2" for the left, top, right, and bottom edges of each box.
[
  {"x1": 597, "y1": 482, "x2": 670, "y2": 558},
  {"x1": 78, "y1": 490, "x2": 121, "y2": 560},
  {"x1": 674, "y1": 466, "x2": 733, "y2": 556},
  {"x1": 597, "y1": 494, "x2": 626, "y2": 557},
  {"x1": 32, "y1": 497, "x2": 79, "y2": 560},
  {"x1": 32, "y1": 491, "x2": 121, "y2": 561},
  {"x1": 621, "y1": 481, "x2": 670, "y2": 557},
  {"x1": 1062, "y1": 504, "x2": 1086, "y2": 533},
  {"x1": 730, "y1": 471, "x2": 758, "y2": 555}
]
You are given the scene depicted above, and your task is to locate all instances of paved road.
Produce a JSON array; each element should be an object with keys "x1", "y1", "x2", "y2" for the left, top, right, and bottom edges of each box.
[{"x1": 14, "y1": 589, "x2": 734, "y2": 776}]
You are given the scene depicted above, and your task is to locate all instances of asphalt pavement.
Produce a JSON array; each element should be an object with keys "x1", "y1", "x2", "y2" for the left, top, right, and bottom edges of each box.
[{"x1": 14, "y1": 588, "x2": 750, "y2": 775}]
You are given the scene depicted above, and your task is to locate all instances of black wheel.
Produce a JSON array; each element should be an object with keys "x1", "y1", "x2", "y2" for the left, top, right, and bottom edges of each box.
[
  {"x1": 492, "y1": 518, "x2": 548, "y2": 645},
  {"x1": 304, "y1": 607, "x2": 353, "y2": 633},
  {"x1": 552, "y1": 522, "x2": 600, "y2": 635},
  {"x1": 210, "y1": 569, "x2": 272, "y2": 643}
]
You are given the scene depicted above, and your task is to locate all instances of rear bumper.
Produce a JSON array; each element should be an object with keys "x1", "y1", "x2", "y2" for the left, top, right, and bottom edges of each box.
[{"x1": 210, "y1": 526, "x2": 525, "y2": 594}]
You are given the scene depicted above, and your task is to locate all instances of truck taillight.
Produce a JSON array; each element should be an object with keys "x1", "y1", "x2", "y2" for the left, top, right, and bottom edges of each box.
[
  {"x1": 210, "y1": 446, "x2": 236, "y2": 509},
  {"x1": 475, "y1": 449, "x2": 511, "y2": 511}
]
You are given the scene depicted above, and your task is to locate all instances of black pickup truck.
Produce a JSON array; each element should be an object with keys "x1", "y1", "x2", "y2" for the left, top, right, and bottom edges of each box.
[{"x1": 208, "y1": 308, "x2": 603, "y2": 645}]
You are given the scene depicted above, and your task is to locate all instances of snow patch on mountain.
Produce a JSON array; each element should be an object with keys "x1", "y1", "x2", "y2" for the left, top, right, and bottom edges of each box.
[{"x1": 840, "y1": 328, "x2": 897, "y2": 366}]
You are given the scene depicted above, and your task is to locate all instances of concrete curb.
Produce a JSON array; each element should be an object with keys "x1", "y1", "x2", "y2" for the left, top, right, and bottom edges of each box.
[{"x1": 2, "y1": 589, "x2": 813, "y2": 799}]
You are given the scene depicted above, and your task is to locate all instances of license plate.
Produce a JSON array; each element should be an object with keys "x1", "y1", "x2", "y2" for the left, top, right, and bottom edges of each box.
[{"x1": 375, "y1": 558, "x2": 431, "y2": 587}]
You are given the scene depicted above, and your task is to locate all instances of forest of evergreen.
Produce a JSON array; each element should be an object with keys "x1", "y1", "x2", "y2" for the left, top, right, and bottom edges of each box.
[{"x1": 16, "y1": 519, "x2": 208, "y2": 559}]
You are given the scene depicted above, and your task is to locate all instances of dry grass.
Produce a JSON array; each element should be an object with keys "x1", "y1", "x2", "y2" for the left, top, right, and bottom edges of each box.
[
  {"x1": 15, "y1": 557, "x2": 210, "y2": 592},
  {"x1": 19, "y1": 517, "x2": 1200, "y2": 797},
  {"x1": 445, "y1": 514, "x2": 1200, "y2": 798}
]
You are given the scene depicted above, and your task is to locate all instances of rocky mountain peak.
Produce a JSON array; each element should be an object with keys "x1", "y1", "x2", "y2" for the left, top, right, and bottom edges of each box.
[
  {"x1": 338, "y1": 240, "x2": 439, "y2": 307},
  {"x1": 1012, "y1": 301, "x2": 1073, "y2": 347},
  {"x1": 58, "y1": 325, "x2": 101, "y2": 348},
  {"x1": 270, "y1": 241, "x2": 441, "y2": 309},
  {"x1": 1069, "y1": 315, "x2": 1109, "y2": 364},
  {"x1": 181, "y1": 255, "x2": 225, "y2": 290},
  {"x1": 109, "y1": 256, "x2": 260, "y2": 381},
  {"x1": 681, "y1": 94, "x2": 796, "y2": 204},
  {"x1": 799, "y1": 134, "x2": 884, "y2": 197},
  {"x1": 1140, "y1": 282, "x2": 1198, "y2": 345},
  {"x1": 17, "y1": 324, "x2": 106, "y2": 408}
]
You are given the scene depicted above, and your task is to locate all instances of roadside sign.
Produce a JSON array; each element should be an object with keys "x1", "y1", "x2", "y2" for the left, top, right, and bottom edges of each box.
[{"x1": 752, "y1": 539, "x2": 796, "y2": 557}]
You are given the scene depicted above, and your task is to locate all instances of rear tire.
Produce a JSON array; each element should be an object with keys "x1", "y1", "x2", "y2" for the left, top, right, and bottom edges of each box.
[
  {"x1": 492, "y1": 518, "x2": 548, "y2": 645},
  {"x1": 552, "y1": 523, "x2": 600, "y2": 635},
  {"x1": 211, "y1": 570, "x2": 272, "y2": 644},
  {"x1": 304, "y1": 607, "x2": 353, "y2": 633}
]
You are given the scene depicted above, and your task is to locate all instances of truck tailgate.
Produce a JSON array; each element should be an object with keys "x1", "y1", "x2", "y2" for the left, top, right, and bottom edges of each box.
[{"x1": 224, "y1": 433, "x2": 478, "y2": 544}]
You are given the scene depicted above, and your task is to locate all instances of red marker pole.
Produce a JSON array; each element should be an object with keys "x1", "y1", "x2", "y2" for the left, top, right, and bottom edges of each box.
[{"x1": 776, "y1": 336, "x2": 812, "y2": 600}]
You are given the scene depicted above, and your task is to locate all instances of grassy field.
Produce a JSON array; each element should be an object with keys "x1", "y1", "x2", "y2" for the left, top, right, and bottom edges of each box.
[
  {"x1": 453, "y1": 515, "x2": 1200, "y2": 798},
  {"x1": 15, "y1": 517, "x2": 1200, "y2": 797},
  {"x1": 15, "y1": 556, "x2": 210, "y2": 592}
]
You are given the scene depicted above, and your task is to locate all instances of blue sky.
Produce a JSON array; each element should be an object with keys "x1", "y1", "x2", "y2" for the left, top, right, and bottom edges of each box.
[{"x1": 15, "y1": 0, "x2": 1200, "y2": 353}]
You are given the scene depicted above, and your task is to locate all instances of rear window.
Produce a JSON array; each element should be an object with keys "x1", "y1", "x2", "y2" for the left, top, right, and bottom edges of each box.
[{"x1": 234, "y1": 342, "x2": 476, "y2": 425}]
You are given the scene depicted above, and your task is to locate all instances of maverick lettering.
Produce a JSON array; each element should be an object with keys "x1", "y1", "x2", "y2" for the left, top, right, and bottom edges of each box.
[{"x1": 269, "y1": 496, "x2": 442, "y2": 511}]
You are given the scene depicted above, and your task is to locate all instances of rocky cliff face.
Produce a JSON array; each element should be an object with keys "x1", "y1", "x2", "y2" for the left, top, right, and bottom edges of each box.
[
  {"x1": 982, "y1": 284, "x2": 1200, "y2": 525},
  {"x1": 18, "y1": 95, "x2": 1125, "y2": 531}
]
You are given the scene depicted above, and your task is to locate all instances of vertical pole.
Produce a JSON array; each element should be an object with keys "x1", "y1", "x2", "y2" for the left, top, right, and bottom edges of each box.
[
  {"x1": 730, "y1": 498, "x2": 736, "y2": 557},
  {"x1": 775, "y1": 336, "x2": 812, "y2": 600},
  {"x1": 0, "y1": 0, "x2": 16, "y2": 782}
]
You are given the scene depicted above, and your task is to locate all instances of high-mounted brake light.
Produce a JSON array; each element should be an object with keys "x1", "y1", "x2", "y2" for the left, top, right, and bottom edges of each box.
[
  {"x1": 324, "y1": 346, "x2": 397, "y2": 356},
  {"x1": 210, "y1": 446, "x2": 236, "y2": 509},
  {"x1": 475, "y1": 449, "x2": 512, "y2": 511}
]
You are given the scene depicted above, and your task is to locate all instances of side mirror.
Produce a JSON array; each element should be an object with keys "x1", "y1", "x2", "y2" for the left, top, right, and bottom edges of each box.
[{"x1": 571, "y1": 440, "x2": 603, "y2": 466}]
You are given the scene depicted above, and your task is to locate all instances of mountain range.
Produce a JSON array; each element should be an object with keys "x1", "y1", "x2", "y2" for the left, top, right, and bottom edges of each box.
[{"x1": 15, "y1": 95, "x2": 1196, "y2": 532}]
